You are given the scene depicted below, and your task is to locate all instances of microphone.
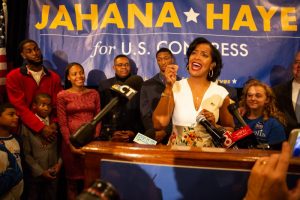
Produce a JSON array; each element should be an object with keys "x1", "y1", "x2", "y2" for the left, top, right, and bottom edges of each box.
[
  {"x1": 227, "y1": 103, "x2": 247, "y2": 127},
  {"x1": 196, "y1": 114, "x2": 225, "y2": 148},
  {"x1": 227, "y1": 103, "x2": 258, "y2": 149},
  {"x1": 70, "y1": 75, "x2": 143, "y2": 147}
]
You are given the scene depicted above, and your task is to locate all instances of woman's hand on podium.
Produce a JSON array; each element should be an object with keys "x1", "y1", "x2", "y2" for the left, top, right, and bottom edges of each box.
[
  {"x1": 111, "y1": 130, "x2": 135, "y2": 142},
  {"x1": 155, "y1": 130, "x2": 167, "y2": 143}
]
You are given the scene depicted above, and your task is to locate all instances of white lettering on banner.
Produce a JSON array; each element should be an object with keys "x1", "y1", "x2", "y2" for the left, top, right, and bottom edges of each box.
[
  {"x1": 121, "y1": 42, "x2": 148, "y2": 55},
  {"x1": 90, "y1": 40, "x2": 249, "y2": 57},
  {"x1": 35, "y1": 3, "x2": 298, "y2": 32},
  {"x1": 90, "y1": 41, "x2": 116, "y2": 57}
]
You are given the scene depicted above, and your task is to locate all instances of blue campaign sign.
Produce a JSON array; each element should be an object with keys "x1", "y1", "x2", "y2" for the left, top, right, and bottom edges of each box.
[
  {"x1": 100, "y1": 159, "x2": 300, "y2": 200},
  {"x1": 27, "y1": 0, "x2": 300, "y2": 87}
]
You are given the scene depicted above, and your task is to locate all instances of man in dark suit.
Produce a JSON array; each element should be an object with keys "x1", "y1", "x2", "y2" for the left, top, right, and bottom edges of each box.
[
  {"x1": 98, "y1": 54, "x2": 143, "y2": 142},
  {"x1": 273, "y1": 51, "x2": 300, "y2": 137},
  {"x1": 140, "y1": 48, "x2": 180, "y2": 144}
]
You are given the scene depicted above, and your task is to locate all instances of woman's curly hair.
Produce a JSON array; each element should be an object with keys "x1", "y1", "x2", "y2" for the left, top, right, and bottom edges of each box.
[{"x1": 239, "y1": 79, "x2": 286, "y2": 126}]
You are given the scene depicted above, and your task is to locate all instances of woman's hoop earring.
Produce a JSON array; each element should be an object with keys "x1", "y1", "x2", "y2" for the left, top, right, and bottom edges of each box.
[
  {"x1": 208, "y1": 69, "x2": 214, "y2": 78},
  {"x1": 186, "y1": 64, "x2": 189, "y2": 70}
]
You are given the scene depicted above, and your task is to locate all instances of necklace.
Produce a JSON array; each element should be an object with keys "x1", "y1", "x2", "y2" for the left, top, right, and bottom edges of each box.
[{"x1": 194, "y1": 96, "x2": 201, "y2": 110}]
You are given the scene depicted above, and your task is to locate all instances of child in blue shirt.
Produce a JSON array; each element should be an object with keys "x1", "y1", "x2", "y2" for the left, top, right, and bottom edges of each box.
[
  {"x1": 0, "y1": 103, "x2": 23, "y2": 199},
  {"x1": 239, "y1": 79, "x2": 286, "y2": 150}
]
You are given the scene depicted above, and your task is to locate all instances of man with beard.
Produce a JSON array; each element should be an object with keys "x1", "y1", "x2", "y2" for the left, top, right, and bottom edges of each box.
[
  {"x1": 98, "y1": 54, "x2": 144, "y2": 142},
  {"x1": 6, "y1": 39, "x2": 62, "y2": 142},
  {"x1": 140, "y1": 48, "x2": 180, "y2": 144}
]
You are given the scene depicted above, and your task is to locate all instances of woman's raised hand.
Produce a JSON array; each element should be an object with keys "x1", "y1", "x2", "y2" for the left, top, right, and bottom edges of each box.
[{"x1": 164, "y1": 64, "x2": 178, "y2": 87}]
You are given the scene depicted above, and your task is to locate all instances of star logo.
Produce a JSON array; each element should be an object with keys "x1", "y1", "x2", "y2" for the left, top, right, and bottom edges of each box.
[
  {"x1": 232, "y1": 79, "x2": 237, "y2": 84},
  {"x1": 184, "y1": 8, "x2": 200, "y2": 23}
]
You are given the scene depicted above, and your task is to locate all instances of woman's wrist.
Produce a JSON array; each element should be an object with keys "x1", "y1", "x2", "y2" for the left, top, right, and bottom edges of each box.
[
  {"x1": 163, "y1": 86, "x2": 173, "y2": 95},
  {"x1": 161, "y1": 92, "x2": 171, "y2": 97}
]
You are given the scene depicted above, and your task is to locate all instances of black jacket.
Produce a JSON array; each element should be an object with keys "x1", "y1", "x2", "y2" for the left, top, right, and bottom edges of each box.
[
  {"x1": 140, "y1": 73, "x2": 180, "y2": 143},
  {"x1": 98, "y1": 76, "x2": 144, "y2": 140},
  {"x1": 273, "y1": 79, "x2": 300, "y2": 137}
]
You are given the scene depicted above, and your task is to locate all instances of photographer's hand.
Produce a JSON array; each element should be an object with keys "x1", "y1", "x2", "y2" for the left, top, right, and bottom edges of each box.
[{"x1": 245, "y1": 142, "x2": 300, "y2": 200}]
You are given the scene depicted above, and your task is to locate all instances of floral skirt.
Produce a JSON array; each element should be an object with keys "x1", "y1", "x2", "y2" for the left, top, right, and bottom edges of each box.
[{"x1": 168, "y1": 125, "x2": 214, "y2": 147}]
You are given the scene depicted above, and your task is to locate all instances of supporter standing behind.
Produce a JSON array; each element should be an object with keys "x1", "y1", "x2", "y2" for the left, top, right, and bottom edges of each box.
[
  {"x1": 140, "y1": 48, "x2": 180, "y2": 144},
  {"x1": 98, "y1": 55, "x2": 143, "y2": 142},
  {"x1": 153, "y1": 37, "x2": 234, "y2": 147},
  {"x1": 0, "y1": 103, "x2": 23, "y2": 199},
  {"x1": 57, "y1": 63, "x2": 100, "y2": 200},
  {"x1": 6, "y1": 39, "x2": 62, "y2": 142},
  {"x1": 239, "y1": 79, "x2": 286, "y2": 149},
  {"x1": 273, "y1": 51, "x2": 300, "y2": 137},
  {"x1": 22, "y1": 93, "x2": 62, "y2": 200}
]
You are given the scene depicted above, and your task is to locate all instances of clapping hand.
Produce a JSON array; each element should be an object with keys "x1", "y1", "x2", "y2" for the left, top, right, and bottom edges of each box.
[{"x1": 111, "y1": 130, "x2": 135, "y2": 142}]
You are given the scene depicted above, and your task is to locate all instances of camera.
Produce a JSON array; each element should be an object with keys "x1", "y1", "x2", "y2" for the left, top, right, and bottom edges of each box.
[{"x1": 76, "y1": 179, "x2": 120, "y2": 200}]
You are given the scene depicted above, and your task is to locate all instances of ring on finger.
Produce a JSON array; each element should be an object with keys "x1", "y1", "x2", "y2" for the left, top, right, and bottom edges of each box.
[{"x1": 259, "y1": 160, "x2": 268, "y2": 165}]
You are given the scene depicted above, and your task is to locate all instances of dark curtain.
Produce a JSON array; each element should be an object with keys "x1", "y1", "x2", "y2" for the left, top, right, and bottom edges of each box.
[{"x1": 7, "y1": 0, "x2": 28, "y2": 69}]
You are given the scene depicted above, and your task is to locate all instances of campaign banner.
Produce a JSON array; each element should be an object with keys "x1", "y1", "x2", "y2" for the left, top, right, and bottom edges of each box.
[
  {"x1": 100, "y1": 159, "x2": 300, "y2": 199},
  {"x1": 27, "y1": 0, "x2": 300, "y2": 87}
]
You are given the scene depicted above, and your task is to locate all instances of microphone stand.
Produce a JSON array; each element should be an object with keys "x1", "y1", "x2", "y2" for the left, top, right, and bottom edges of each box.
[{"x1": 70, "y1": 97, "x2": 119, "y2": 148}]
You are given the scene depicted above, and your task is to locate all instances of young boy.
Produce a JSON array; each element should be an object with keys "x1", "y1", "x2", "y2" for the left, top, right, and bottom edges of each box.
[
  {"x1": 21, "y1": 93, "x2": 62, "y2": 200},
  {"x1": 0, "y1": 103, "x2": 23, "y2": 199}
]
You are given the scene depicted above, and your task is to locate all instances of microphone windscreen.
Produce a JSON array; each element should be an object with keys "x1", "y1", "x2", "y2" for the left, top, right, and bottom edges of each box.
[
  {"x1": 227, "y1": 103, "x2": 238, "y2": 115},
  {"x1": 124, "y1": 75, "x2": 144, "y2": 91},
  {"x1": 227, "y1": 103, "x2": 248, "y2": 127}
]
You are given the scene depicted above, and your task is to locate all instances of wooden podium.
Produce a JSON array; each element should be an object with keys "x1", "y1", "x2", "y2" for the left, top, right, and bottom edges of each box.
[{"x1": 82, "y1": 141, "x2": 300, "y2": 189}]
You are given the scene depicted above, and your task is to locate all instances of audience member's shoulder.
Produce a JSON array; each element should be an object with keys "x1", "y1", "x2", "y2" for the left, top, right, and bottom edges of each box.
[
  {"x1": 275, "y1": 80, "x2": 291, "y2": 88},
  {"x1": 264, "y1": 116, "x2": 278, "y2": 123},
  {"x1": 99, "y1": 77, "x2": 115, "y2": 89},
  {"x1": 173, "y1": 78, "x2": 186, "y2": 90},
  {"x1": 143, "y1": 76, "x2": 158, "y2": 86},
  {"x1": 44, "y1": 67, "x2": 60, "y2": 77},
  {"x1": 99, "y1": 77, "x2": 115, "y2": 84},
  {"x1": 49, "y1": 69, "x2": 60, "y2": 77},
  {"x1": 87, "y1": 88, "x2": 100, "y2": 96},
  {"x1": 273, "y1": 80, "x2": 292, "y2": 93},
  {"x1": 6, "y1": 67, "x2": 21, "y2": 77},
  {"x1": 57, "y1": 90, "x2": 68, "y2": 98}
]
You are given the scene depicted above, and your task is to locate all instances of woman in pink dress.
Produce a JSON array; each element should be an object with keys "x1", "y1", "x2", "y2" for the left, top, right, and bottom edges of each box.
[{"x1": 57, "y1": 62, "x2": 101, "y2": 200}]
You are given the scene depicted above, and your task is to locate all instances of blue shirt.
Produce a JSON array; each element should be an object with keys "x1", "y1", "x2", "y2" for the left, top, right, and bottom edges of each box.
[{"x1": 244, "y1": 116, "x2": 286, "y2": 145}]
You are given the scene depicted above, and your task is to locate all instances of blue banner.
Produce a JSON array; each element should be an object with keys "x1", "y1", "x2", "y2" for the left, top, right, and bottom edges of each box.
[
  {"x1": 100, "y1": 159, "x2": 300, "y2": 200},
  {"x1": 27, "y1": 0, "x2": 300, "y2": 87}
]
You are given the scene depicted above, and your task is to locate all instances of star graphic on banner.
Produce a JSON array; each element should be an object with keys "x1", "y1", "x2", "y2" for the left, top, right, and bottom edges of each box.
[
  {"x1": 232, "y1": 79, "x2": 237, "y2": 84},
  {"x1": 184, "y1": 8, "x2": 200, "y2": 23}
]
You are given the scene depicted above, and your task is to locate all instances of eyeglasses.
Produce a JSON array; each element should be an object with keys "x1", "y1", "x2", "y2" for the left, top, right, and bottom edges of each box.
[{"x1": 115, "y1": 63, "x2": 130, "y2": 67}]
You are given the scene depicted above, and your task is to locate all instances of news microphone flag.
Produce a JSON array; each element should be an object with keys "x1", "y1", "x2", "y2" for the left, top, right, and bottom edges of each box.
[
  {"x1": 70, "y1": 76, "x2": 143, "y2": 147},
  {"x1": 0, "y1": 0, "x2": 7, "y2": 102}
]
